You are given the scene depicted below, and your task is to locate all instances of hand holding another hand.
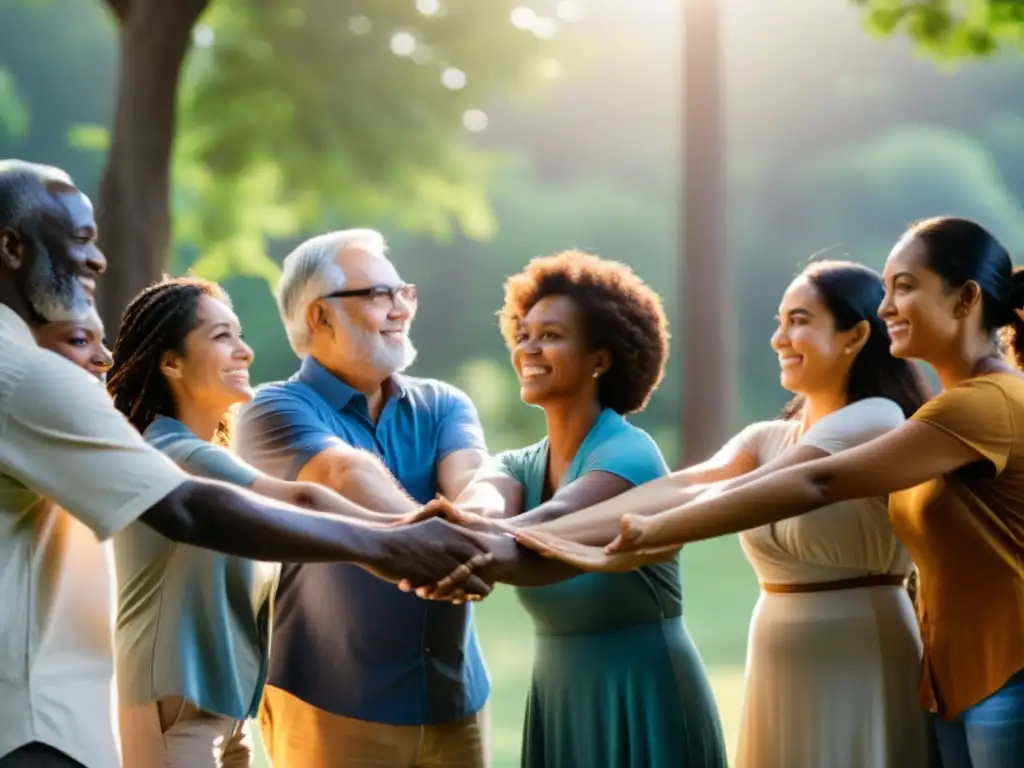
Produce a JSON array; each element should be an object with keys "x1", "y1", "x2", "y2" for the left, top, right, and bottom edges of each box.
[
  {"x1": 392, "y1": 496, "x2": 514, "y2": 537},
  {"x1": 363, "y1": 517, "x2": 494, "y2": 598}
]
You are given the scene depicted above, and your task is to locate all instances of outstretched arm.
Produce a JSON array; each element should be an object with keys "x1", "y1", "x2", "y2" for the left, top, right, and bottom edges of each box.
[
  {"x1": 482, "y1": 431, "x2": 759, "y2": 533},
  {"x1": 624, "y1": 421, "x2": 980, "y2": 550},
  {"x1": 250, "y1": 476, "x2": 397, "y2": 526},
  {"x1": 482, "y1": 470, "x2": 639, "y2": 586},
  {"x1": 522, "y1": 443, "x2": 827, "y2": 545}
]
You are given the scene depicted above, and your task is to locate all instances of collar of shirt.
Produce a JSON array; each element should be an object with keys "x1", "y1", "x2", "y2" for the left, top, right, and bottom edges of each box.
[
  {"x1": 296, "y1": 355, "x2": 409, "y2": 412},
  {"x1": 0, "y1": 303, "x2": 38, "y2": 347}
]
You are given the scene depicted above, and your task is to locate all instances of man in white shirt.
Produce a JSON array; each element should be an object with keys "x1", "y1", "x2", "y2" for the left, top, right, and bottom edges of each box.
[{"x1": 0, "y1": 160, "x2": 493, "y2": 767}]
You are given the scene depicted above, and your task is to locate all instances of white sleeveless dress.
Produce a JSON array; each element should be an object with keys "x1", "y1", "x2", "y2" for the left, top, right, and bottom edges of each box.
[{"x1": 731, "y1": 398, "x2": 936, "y2": 768}]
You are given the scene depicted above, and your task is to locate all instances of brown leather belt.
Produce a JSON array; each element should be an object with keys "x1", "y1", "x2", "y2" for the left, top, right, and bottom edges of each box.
[{"x1": 761, "y1": 573, "x2": 907, "y2": 594}]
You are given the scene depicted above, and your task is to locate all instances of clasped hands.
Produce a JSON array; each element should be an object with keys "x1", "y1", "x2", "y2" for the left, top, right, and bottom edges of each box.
[
  {"x1": 393, "y1": 497, "x2": 515, "y2": 604},
  {"x1": 393, "y1": 498, "x2": 678, "y2": 604}
]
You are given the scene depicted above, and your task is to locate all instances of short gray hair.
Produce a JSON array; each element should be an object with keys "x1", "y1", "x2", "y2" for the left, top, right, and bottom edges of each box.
[
  {"x1": 0, "y1": 159, "x2": 75, "y2": 233},
  {"x1": 276, "y1": 228, "x2": 388, "y2": 357}
]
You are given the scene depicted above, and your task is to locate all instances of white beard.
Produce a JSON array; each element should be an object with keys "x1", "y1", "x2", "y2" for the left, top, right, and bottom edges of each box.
[
  {"x1": 26, "y1": 250, "x2": 92, "y2": 322},
  {"x1": 344, "y1": 316, "x2": 418, "y2": 375}
]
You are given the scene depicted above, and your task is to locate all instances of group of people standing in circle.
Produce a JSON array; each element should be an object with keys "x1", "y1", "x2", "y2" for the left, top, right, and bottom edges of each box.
[{"x1": 1, "y1": 157, "x2": 1022, "y2": 768}]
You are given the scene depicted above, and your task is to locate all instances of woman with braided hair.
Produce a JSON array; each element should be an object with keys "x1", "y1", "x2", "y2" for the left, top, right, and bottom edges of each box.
[{"x1": 106, "y1": 276, "x2": 406, "y2": 767}]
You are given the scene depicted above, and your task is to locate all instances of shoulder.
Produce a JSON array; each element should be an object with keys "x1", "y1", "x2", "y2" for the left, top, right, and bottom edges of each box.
[
  {"x1": 497, "y1": 439, "x2": 546, "y2": 483},
  {"x1": 249, "y1": 377, "x2": 321, "y2": 409},
  {"x1": 911, "y1": 373, "x2": 1023, "y2": 442},
  {"x1": 801, "y1": 398, "x2": 905, "y2": 454},
  {"x1": 913, "y1": 374, "x2": 1019, "y2": 427},
  {"x1": 398, "y1": 376, "x2": 475, "y2": 411},
  {"x1": 145, "y1": 418, "x2": 259, "y2": 487},
  {"x1": 498, "y1": 438, "x2": 546, "y2": 466},
  {"x1": 599, "y1": 416, "x2": 663, "y2": 455},
  {"x1": 827, "y1": 397, "x2": 905, "y2": 433},
  {"x1": 4, "y1": 346, "x2": 120, "y2": 423},
  {"x1": 586, "y1": 414, "x2": 669, "y2": 482},
  {"x1": 144, "y1": 418, "x2": 207, "y2": 459},
  {"x1": 238, "y1": 378, "x2": 330, "y2": 430},
  {"x1": 909, "y1": 373, "x2": 1024, "y2": 475},
  {"x1": 942, "y1": 373, "x2": 1019, "y2": 398}
]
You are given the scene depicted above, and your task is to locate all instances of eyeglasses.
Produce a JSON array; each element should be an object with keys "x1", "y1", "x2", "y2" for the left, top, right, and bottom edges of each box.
[{"x1": 321, "y1": 284, "x2": 418, "y2": 307}]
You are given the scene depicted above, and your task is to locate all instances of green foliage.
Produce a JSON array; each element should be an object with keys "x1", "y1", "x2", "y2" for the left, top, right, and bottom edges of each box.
[
  {"x1": 175, "y1": 0, "x2": 572, "y2": 286},
  {"x1": 66, "y1": 123, "x2": 109, "y2": 152},
  {"x1": 0, "y1": 68, "x2": 30, "y2": 141},
  {"x1": 855, "y1": 0, "x2": 1024, "y2": 58}
]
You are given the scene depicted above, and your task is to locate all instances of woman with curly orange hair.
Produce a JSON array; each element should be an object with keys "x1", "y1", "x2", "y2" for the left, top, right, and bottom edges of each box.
[{"x1": 427, "y1": 250, "x2": 727, "y2": 767}]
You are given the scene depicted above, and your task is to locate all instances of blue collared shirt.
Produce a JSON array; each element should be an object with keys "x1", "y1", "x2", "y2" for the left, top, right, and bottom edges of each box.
[{"x1": 234, "y1": 357, "x2": 490, "y2": 725}]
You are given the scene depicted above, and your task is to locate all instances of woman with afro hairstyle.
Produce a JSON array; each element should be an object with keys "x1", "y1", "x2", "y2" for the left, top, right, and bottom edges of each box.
[{"x1": 420, "y1": 250, "x2": 728, "y2": 768}]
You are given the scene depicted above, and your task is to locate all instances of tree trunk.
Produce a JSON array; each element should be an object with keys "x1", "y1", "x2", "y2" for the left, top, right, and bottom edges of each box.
[
  {"x1": 96, "y1": 0, "x2": 209, "y2": 333},
  {"x1": 681, "y1": 0, "x2": 732, "y2": 463}
]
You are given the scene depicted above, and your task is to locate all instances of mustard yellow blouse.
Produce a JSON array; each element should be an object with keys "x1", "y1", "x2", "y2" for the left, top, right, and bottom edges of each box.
[{"x1": 890, "y1": 372, "x2": 1024, "y2": 719}]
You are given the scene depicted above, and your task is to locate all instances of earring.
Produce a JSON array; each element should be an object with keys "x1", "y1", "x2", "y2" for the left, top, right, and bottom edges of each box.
[{"x1": 593, "y1": 370, "x2": 600, "y2": 378}]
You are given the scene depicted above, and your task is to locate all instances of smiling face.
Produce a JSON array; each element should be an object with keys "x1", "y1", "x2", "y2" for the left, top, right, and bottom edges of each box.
[
  {"x1": 310, "y1": 246, "x2": 418, "y2": 381},
  {"x1": 34, "y1": 308, "x2": 111, "y2": 381},
  {"x1": 159, "y1": 294, "x2": 255, "y2": 417},
  {"x1": 771, "y1": 276, "x2": 859, "y2": 398},
  {"x1": 510, "y1": 294, "x2": 609, "y2": 407},
  {"x1": 879, "y1": 234, "x2": 963, "y2": 362},
  {"x1": 0, "y1": 184, "x2": 107, "y2": 322}
]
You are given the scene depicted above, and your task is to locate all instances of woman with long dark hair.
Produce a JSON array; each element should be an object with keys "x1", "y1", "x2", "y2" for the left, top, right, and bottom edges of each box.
[
  {"x1": 106, "y1": 276, "x2": 399, "y2": 768},
  {"x1": 520, "y1": 219, "x2": 1024, "y2": 768},
  {"x1": 478, "y1": 260, "x2": 936, "y2": 766}
]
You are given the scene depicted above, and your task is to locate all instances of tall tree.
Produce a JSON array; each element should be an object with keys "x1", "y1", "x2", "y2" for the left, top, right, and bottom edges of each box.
[
  {"x1": 681, "y1": 0, "x2": 729, "y2": 463},
  {"x1": 91, "y1": 0, "x2": 569, "y2": 328}
]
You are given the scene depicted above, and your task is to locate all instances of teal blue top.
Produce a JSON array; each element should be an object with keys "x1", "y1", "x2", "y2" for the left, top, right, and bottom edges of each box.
[
  {"x1": 112, "y1": 416, "x2": 281, "y2": 719},
  {"x1": 498, "y1": 409, "x2": 727, "y2": 767},
  {"x1": 499, "y1": 408, "x2": 682, "y2": 632}
]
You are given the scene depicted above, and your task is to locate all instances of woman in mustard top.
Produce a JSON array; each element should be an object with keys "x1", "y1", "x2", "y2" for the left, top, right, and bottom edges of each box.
[{"x1": 516, "y1": 217, "x2": 1024, "y2": 768}]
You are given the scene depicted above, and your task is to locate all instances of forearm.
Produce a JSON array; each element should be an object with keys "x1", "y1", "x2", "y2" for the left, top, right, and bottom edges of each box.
[
  {"x1": 523, "y1": 481, "x2": 710, "y2": 546},
  {"x1": 643, "y1": 470, "x2": 824, "y2": 548},
  {"x1": 312, "y1": 452, "x2": 419, "y2": 516},
  {"x1": 301, "y1": 484, "x2": 398, "y2": 526},
  {"x1": 454, "y1": 483, "x2": 516, "y2": 519},
  {"x1": 481, "y1": 543, "x2": 581, "y2": 586},
  {"x1": 144, "y1": 480, "x2": 383, "y2": 564}
]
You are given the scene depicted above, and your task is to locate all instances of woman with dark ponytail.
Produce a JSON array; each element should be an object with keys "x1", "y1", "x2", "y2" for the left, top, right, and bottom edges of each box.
[
  {"x1": 107, "y1": 276, "x2": 400, "y2": 768},
  {"x1": 522, "y1": 217, "x2": 1024, "y2": 768}
]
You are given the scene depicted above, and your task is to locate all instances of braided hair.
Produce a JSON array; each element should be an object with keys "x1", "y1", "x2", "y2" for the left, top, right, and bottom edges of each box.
[{"x1": 107, "y1": 276, "x2": 231, "y2": 440}]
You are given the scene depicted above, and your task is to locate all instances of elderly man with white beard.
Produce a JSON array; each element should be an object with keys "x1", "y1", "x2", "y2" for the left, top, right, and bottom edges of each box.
[{"x1": 235, "y1": 230, "x2": 492, "y2": 768}]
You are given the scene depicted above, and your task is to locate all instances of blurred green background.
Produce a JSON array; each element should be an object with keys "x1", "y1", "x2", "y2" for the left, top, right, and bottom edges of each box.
[{"x1": 5, "y1": 0, "x2": 1024, "y2": 764}]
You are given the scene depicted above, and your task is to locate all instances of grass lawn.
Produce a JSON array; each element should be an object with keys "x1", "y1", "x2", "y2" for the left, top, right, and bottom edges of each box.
[{"x1": 252, "y1": 535, "x2": 759, "y2": 767}]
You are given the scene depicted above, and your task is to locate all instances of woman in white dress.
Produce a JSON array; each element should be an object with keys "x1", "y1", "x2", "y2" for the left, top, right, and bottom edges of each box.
[{"x1": 507, "y1": 260, "x2": 938, "y2": 767}]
